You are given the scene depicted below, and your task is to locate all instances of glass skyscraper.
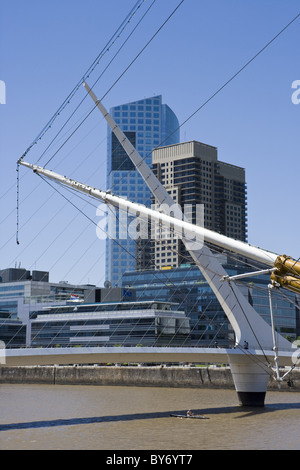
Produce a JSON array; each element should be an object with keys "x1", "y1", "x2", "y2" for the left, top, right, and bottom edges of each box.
[{"x1": 105, "y1": 95, "x2": 180, "y2": 286}]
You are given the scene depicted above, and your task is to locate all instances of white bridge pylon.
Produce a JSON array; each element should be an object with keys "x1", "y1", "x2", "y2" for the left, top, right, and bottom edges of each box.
[
  {"x1": 82, "y1": 82, "x2": 291, "y2": 352},
  {"x1": 17, "y1": 83, "x2": 296, "y2": 406}
]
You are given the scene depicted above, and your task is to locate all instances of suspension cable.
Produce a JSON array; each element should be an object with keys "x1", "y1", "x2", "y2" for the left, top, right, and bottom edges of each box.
[{"x1": 17, "y1": 0, "x2": 147, "y2": 164}]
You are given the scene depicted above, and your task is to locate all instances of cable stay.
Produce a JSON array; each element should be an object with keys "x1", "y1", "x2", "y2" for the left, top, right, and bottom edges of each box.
[
  {"x1": 17, "y1": 0, "x2": 147, "y2": 165},
  {"x1": 18, "y1": 160, "x2": 298, "y2": 347},
  {"x1": 18, "y1": 88, "x2": 300, "y2": 355},
  {"x1": 17, "y1": 109, "x2": 299, "y2": 407},
  {"x1": 267, "y1": 283, "x2": 296, "y2": 387},
  {"x1": 222, "y1": 267, "x2": 297, "y2": 387},
  {"x1": 14, "y1": 11, "x2": 300, "y2": 406}
]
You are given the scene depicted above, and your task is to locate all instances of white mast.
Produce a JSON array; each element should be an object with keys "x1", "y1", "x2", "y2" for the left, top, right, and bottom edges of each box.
[
  {"x1": 18, "y1": 158, "x2": 291, "y2": 348},
  {"x1": 82, "y1": 82, "x2": 278, "y2": 267},
  {"x1": 19, "y1": 159, "x2": 278, "y2": 268},
  {"x1": 18, "y1": 85, "x2": 296, "y2": 406}
]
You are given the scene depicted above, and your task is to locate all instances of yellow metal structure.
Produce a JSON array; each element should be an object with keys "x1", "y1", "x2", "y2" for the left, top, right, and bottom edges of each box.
[{"x1": 271, "y1": 255, "x2": 300, "y2": 294}]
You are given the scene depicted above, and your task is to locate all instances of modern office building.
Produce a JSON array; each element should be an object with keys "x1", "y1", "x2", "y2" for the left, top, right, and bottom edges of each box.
[
  {"x1": 105, "y1": 95, "x2": 180, "y2": 286},
  {"x1": 0, "y1": 267, "x2": 95, "y2": 346},
  {"x1": 0, "y1": 267, "x2": 190, "y2": 348},
  {"x1": 0, "y1": 310, "x2": 26, "y2": 348},
  {"x1": 151, "y1": 141, "x2": 247, "y2": 269},
  {"x1": 30, "y1": 300, "x2": 190, "y2": 348},
  {"x1": 122, "y1": 260, "x2": 300, "y2": 347}
]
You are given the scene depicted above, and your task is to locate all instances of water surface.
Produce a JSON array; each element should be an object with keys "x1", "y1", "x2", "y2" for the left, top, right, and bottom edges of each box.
[{"x1": 0, "y1": 384, "x2": 299, "y2": 450}]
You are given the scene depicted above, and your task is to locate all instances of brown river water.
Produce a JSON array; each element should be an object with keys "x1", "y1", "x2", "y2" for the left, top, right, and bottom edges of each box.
[{"x1": 0, "y1": 383, "x2": 299, "y2": 450}]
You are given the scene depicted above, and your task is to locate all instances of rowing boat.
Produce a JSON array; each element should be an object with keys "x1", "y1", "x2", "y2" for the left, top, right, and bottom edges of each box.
[{"x1": 170, "y1": 414, "x2": 209, "y2": 419}]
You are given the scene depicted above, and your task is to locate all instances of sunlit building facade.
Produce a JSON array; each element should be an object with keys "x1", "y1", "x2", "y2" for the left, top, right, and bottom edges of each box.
[{"x1": 152, "y1": 141, "x2": 247, "y2": 269}]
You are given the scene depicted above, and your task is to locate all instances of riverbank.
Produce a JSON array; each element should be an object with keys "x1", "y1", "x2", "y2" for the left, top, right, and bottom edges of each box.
[{"x1": 0, "y1": 365, "x2": 299, "y2": 390}]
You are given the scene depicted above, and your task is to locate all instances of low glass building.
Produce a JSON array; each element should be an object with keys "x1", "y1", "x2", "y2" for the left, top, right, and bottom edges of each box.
[
  {"x1": 30, "y1": 301, "x2": 190, "y2": 348},
  {"x1": 0, "y1": 268, "x2": 96, "y2": 346},
  {"x1": 0, "y1": 310, "x2": 26, "y2": 348},
  {"x1": 122, "y1": 260, "x2": 300, "y2": 347}
]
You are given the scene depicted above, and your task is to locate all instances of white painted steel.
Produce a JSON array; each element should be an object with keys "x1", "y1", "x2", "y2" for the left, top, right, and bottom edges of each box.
[
  {"x1": 17, "y1": 90, "x2": 296, "y2": 404},
  {"x1": 19, "y1": 160, "x2": 276, "y2": 266},
  {"x1": 82, "y1": 83, "x2": 278, "y2": 268},
  {"x1": 19, "y1": 161, "x2": 291, "y2": 352},
  {"x1": 83, "y1": 82, "x2": 177, "y2": 210},
  {"x1": 3, "y1": 346, "x2": 295, "y2": 367}
]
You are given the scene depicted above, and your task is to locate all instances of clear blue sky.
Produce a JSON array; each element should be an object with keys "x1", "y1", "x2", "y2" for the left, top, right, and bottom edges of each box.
[{"x1": 0, "y1": 0, "x2": 299, "y2": 286}]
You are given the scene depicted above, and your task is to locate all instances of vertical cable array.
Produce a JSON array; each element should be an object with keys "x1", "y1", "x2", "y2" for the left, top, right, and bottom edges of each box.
[{"x1": 16, "y1": 163, "x2": 20, "y2": 245}]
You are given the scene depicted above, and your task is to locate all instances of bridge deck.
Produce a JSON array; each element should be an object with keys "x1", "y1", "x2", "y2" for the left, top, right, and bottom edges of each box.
[{"x1": 1, "y1": 347, "x2": 294, "y2": 367}]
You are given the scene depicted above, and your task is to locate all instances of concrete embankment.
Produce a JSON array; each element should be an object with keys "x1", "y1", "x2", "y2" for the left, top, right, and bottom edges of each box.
[{"x1": 0, "y1": 365, "x2": 299, "y2": 390}]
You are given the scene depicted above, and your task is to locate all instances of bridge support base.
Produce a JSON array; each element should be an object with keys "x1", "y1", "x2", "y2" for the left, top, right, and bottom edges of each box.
[
  {"x1": 228, "y1": 354, "x2": 270, "y2": 407},
  {"x1": 236, "y1": 391, "x2": 266, "y2": 407}
]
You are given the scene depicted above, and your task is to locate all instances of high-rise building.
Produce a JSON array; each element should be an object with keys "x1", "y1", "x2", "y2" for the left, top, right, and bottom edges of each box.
[
  {"x1": 152, "y1": 141, "x2": 247, "y2": 269},
  {"x1": 105, "y1": 95, "x2": 180, "y2": 286}
]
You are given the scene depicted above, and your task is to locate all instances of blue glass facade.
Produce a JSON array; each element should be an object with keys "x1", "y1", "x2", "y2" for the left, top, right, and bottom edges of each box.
[
  {"x1": 106, "y1": 95, "x2": 180, "y2": 286},
  {"x1": 122, "y1": 263, "x2": 300, "y2": 347}
]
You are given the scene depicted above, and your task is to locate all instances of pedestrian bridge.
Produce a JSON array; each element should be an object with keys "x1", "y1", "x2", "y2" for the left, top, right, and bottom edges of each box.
[{"x1": 1, "y1": 346, "x2": 294, "y2": 367}]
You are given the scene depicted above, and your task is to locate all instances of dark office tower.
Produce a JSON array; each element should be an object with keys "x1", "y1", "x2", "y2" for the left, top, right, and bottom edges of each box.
[
  {"x1": 152, "y1": 141, "x2": 247, "y2": 269},
  {"x1": 105, "y1": 95, "x2": 180, "y2": 286}
]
